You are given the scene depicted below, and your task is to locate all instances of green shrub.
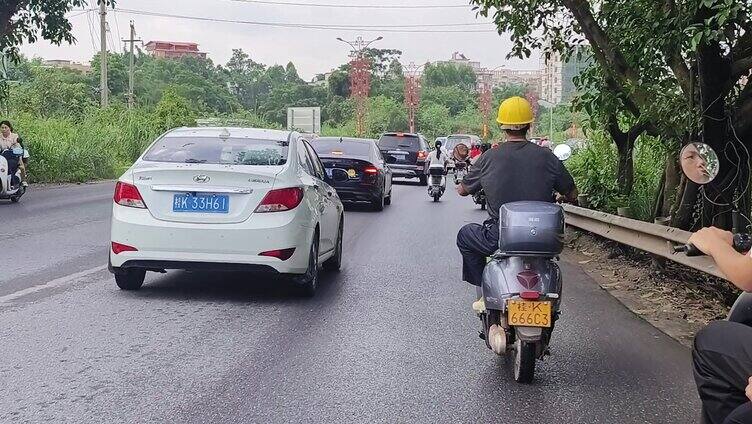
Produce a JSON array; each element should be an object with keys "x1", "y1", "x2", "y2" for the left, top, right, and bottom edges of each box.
[{"x1": 566, "y1": 131, "x2": 664, "y2": 221}]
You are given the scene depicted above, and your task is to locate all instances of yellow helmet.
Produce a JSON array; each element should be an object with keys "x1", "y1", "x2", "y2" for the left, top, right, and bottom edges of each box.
[{"x1": 496, "y1": 96, "x2": 534, "y2": 130}]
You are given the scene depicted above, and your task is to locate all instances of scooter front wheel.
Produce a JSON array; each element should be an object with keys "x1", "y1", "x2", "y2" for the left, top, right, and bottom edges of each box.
[{"x1": 513, "y1": 339, "x2": 536, "y2": 383}]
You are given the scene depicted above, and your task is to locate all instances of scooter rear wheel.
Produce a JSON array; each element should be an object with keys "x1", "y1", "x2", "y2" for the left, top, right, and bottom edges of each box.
[
  {"x1": 513, "y1": 339, "x2": 536, "y2": 383},
  {"x1": 433, "y1": 193, "x2": 440, "y2": 202}
]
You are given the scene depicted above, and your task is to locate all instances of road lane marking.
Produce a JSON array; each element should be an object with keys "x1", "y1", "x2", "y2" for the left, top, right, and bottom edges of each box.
[{"x1": 0, "y1": 265, "x2": 107, "y2": 303}]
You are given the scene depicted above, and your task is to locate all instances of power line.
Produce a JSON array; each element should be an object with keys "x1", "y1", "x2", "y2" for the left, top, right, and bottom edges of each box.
[
  {"x1": 115, "y1": 8, "x2": 496, "y2": 32},
  {"x1": 228, "y1": 0, "x2": 471, "y2": 9}
]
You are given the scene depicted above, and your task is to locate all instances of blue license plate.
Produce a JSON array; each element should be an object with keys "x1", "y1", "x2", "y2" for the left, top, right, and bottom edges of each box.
[{"x1": 172, "y1": 194, "x2": 230, "y2": 213}]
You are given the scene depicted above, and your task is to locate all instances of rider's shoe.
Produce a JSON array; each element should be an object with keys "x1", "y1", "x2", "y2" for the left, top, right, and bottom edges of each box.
[
  {"x1": 21, "y1": 181, "x2": 28, "y2": 187},
  {"x1": 472, "y1": 297, "x2": 485, "y2": 314}
]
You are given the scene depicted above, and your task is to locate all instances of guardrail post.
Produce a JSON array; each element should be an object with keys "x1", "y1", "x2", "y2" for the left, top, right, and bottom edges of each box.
[{"x1": 652, "y1": 216, "x2": 671, "y2": 270}]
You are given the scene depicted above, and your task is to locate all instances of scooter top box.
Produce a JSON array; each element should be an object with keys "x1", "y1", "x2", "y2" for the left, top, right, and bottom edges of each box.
[{"x1": 499, "y1": 201, "x2": 564, "y2": 256}]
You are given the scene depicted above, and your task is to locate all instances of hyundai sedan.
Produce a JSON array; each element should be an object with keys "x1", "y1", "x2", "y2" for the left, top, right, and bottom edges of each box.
[{"x1": 108, "y1": 127, "x2": 344, "y2": 296}]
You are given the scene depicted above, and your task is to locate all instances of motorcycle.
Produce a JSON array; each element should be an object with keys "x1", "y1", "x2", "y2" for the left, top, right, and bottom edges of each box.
[
  {"x1": 475, "y1": 143, "x2": 572, "y2": 383},
  {"x1": 427, "y1": 164, "x2": 446, "y2": 202},
  {"x1": 452, "y1": 144, "x2": 470, "y2": 185},
  {"x1": 672, "y1": 141, "x2": 752, "y2": 327},
  {"x1": 0, "y1": 146, "x2": 26, "y2": 203}
]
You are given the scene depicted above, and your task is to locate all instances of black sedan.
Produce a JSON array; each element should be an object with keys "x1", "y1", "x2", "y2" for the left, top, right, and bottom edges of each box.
[{"x1": 312, "y1": 137, "x2": 393, "y2": 211}]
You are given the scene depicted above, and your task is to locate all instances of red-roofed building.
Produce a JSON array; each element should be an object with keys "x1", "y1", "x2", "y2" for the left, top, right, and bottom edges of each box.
[{"x1": 145, "y1": 41, "x2": 207, "y2": 59}]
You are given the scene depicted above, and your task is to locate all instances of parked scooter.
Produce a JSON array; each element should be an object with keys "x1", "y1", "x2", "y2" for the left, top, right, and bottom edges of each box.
[
  {"x1": 672, "y1": 141, "x2": 752, "y2": 326},
  {"x1": 427, "y1": 164, "x2": 446, "y2": 202},
  {"x1": 475, "y1": 143, "x2": 572, "y2": 383},
  {"x1": 0, "y1": 146, "x2": 26, "y2": 203}
]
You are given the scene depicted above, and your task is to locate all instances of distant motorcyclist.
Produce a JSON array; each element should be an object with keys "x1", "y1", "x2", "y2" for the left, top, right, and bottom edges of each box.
[
  {"x1": 426, "y1": 140, "x2": 449, "y2": 172},
  {"x1": 455, "y1": 96, "x2": 578, "y2": 310},
  {"x1": 0, "y1": 120, "x2": 23, "y2": 183}
]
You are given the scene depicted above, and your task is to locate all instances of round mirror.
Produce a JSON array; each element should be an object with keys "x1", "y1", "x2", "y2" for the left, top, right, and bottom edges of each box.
[
  {"x1": 553, "y1": 144, "x2": 572, "y2": 161},
  {"x1": 680, "y1": 142, "x2": 719, "y2": 184}
]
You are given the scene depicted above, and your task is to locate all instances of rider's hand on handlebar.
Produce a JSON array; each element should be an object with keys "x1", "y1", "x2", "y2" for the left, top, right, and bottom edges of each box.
[
  {"x1": 688, "y1": 227, "x2": 733, "y2": 256},
  {"x1": 746, "y1": 377, "x2": 752, "y2": 402}
]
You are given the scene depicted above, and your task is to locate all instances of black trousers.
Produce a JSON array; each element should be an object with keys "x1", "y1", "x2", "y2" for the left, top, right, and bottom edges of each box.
[
  {"x1": 456, "y1": 219, "x2": 499, "y2": 286},
  {"x1": 693, "y1": 321, "x2": 752, "y2": 424}
]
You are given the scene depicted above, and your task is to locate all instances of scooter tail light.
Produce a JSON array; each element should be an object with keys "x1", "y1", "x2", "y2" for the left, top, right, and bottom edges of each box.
[
  {"x1": 114, "y1": 181, "x2": 147, "y2": 209},
  {"x1": 520, "y1": 291, "x2": 541, "y2": 300}
]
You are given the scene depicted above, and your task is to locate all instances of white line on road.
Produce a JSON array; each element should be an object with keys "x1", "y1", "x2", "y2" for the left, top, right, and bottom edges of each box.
[{"x1": 0, "y1": 265, "x2": 108, "y2": 303}]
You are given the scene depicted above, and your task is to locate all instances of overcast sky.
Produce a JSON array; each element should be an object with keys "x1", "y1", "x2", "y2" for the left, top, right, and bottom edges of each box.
[{"x1": 19, "y1": 0, "x2": 541, "y2": 80}]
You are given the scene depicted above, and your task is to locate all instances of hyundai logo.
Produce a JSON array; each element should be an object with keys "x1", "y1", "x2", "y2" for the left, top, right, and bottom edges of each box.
[{"x1": 193, "y1": 174, "x2": 210, "y2": 183}]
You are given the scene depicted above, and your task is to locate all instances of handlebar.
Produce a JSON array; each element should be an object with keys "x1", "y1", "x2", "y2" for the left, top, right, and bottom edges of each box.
[{"x1": 674, "y1": 233, "x2": 752, "y2": 256}]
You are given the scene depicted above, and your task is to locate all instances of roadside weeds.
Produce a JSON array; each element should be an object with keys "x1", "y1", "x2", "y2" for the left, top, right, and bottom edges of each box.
[{"x1": 564, "y1": 229, "x2": 737, "y2": 348}]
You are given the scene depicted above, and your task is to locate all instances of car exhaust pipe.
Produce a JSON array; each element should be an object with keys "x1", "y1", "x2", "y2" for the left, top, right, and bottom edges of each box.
[{"x1": 488, "y1": 324, "x2": 507, "y2": 355}]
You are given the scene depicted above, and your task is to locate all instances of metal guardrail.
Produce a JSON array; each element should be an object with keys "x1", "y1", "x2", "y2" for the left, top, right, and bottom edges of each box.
[{"x1": 562, "y1": 205, "x2": 727, "y2": 280}]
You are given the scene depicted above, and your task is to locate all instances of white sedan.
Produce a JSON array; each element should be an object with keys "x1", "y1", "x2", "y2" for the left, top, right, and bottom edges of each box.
[{"x1": 108, "y1": 127, "x2": 344, "y2": 296}]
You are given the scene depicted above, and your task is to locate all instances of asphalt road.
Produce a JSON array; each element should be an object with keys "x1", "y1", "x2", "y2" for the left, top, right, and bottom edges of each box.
[{"x1": 0, "y1": 181, "x2": 700, "y2": 423}]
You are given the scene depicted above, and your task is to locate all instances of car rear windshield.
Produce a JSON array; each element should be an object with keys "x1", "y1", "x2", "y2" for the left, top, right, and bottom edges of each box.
[
  {"x1": 143, "y1": 137, "x2": 288, "y2": 165},
  {"x1": 446, "y1": 136, "x2": 471, "y2": 150},
  {"x1": 312, "y1": 139, "x2": 371, "y2": 157},
  {"x1": 378, "y1": 134, "x2": 420, "y2": 150}
]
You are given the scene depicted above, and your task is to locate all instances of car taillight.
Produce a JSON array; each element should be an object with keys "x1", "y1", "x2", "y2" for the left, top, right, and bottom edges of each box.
[
  {"x1": 363, "y1": 166, "x2": 378, "y2": 174},
  {"x1": 259, "y1": 248, "x2": 296, "y2": 261},
  {"x1": 255, "y1": 187, "x2": 304, "y2": 213},
  {"x1": 520, "y1": 291, "x2": 541, "y2": 300},
  {"x1": 417, "y1": 150, "x2": 427, "y2": 160},
  {"x1": 111, "y1": 241, "x2": 137, "y2": 254},
  {"x1": 114, "y1": 181, "x2": 147, "y2": 209}
]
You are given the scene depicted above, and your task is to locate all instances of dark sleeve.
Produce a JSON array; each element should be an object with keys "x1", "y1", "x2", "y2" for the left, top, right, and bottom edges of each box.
[
  {"x1": 551, "y1": 154, "x2": 576, "y2": 194},
  {"x1": 462, "y1": 153, "x2": 486, "y2": 194}
]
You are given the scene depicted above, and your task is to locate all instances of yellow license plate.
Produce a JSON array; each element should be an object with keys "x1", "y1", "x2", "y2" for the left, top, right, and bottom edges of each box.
[
  {"x1": 507, "y1": 300, "x2": 552, "y2": 328},
  {"x1": 347, "y1": 169, "x2": 357, "y2": 178}
]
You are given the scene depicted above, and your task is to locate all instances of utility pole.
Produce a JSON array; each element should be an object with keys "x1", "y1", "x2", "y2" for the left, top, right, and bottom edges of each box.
[
  {"x1": 404, "y1": 62, "x2": 423, "y2": 134},
  {"x1": 336, "y1": 36, "x2": 382, "y2": 137},
  {"x1": 122, "y1": 21, "x2": 142, "y2": 109},
  {"x1": 99, "y1": 1, "x2": 109, "y2": 107}
]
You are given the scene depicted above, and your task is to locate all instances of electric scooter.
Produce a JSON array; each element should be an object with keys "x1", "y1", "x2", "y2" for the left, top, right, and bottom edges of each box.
[
  {"x1": 475, "y1": 144, "x2": 573, "y2": 383},
  {"x1": 0, "y1": 147, "x2": 25, "y2": 203},
  {"x1": 427, "y1": 164, "x2": 446, "y2": 202}
]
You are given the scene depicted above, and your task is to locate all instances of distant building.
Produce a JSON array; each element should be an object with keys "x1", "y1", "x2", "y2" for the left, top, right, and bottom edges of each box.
[
  {"x1": 145, "y1": 41, "x2": 207, "y2": 59},
  {"x1": 41, "y1": 59, "x2": 91, "y2": 73},
  {"x1": 439, "y1": 52, "x2": 543, "y2": 96},
  {"x1": 540, "y1": 45, "x2": 591, "y2": 104}
]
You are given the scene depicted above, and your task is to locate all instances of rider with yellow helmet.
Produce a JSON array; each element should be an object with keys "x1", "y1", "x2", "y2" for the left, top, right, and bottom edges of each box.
[{"x1": 456, "y1": 97, "x2": 578, "y2": 305}]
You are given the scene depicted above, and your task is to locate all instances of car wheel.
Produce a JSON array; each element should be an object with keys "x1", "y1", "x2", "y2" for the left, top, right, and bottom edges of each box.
[
  {"x1": 323, "y1": 217, "x2": 343, "y2": 272},
  {"x1": 419, "y1": 175, "x2": 428, "y2": 186},
  {"x1": 384, "y1": 189, "x2": 392, "y2": 205},
  {"x1": 372, "y1": 193, "x2": 385, "y2": 211},
  {"x1": 114, "y1": 269, "x2": 146, "y2": 291},
  {"x1": 298, "y1": 233, "x2": 320, "y2": 297}
]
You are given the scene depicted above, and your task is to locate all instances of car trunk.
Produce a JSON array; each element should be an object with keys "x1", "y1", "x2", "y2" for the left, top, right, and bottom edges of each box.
[
  {"x1": 319, "y1": 157, "x2": 378, "y2": 187},
  {"x1": 377, "y1": 135, "x2": 420, "y2": 166},
  {"x1": 131, "y1": 163, "x2": 283, "y2": 224}
]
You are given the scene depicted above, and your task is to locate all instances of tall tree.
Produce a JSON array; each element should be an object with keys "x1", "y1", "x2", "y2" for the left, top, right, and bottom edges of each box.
[{"x1": 472, "y1": 0, "x2": 752, "y2": 229}]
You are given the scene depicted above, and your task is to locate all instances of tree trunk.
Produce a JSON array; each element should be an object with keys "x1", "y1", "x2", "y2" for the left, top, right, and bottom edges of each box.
[{"x1": 661, "y1": 147, "x2": 681, "y2": 218}]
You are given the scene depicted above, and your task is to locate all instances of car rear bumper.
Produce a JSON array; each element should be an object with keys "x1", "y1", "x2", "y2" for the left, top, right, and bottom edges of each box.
[
  {"x1": 389, "y1": 163, "x2": 426, "y2": 178},
  {"x1": 334, "y1": 186, "x2": 381, "y2": 204},
  {"x1": 109, "y1": 205, "x2": 314, "y2": 275}
]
